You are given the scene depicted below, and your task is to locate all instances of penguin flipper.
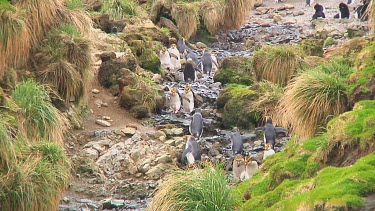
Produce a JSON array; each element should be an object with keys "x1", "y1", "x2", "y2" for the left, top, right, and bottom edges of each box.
[
  {"x1": 181, "y1": 146, "x2": 192, "y2": 164},
  {"x1": 255, "y1": 127, "x2": 265, "y2": 132}
]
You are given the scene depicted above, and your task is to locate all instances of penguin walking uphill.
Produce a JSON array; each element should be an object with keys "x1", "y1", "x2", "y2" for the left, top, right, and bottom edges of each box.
[
  {"x1": 159, "y1": 47, "x2": 174, "y2": 72},
  {"x1": 231, "y1": 127, "x2": 243, "y2": 156},
  {"x1": 189, "y1": 109, "x2": 204, "y2": 139},
  {"x1": 232, "y1": 155, "x2": 246, "y2": 181},
  {"x1": 263, "y1": 143, "x2": 275, "y2": 161},
  {"x1": 169, "y1": 87, "x2": 181, "y2": 114},
  {"x1": 255, "y1": 116, "x2": 276, "y2": 149},
  {"x1": 243, "y1": 156, "x2": 259, "y2": 180},
  {"x1": 184, "y1": 58, "x2": 197, "y2": 82},
  {"x1": 200, "y1": 49, "x2": 213, "y2": 76},
  {"x1": 182, "y1": 85, "x2": 194, "y2": 113},
  {"x1": 168, "y1": 44, "x2": 181, "y2": 72},
  {"x1": 181, "y1": 135, "x2": 201, "y2": 167}
]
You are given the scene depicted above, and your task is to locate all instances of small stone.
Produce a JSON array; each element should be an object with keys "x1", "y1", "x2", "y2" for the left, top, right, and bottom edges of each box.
[
  {"x1": 254, "y1": 141, "x2": 263, "y2": 146},
  {"x1": 102, "y1": 102, "x2": 109, "y2": 107},
  {"x1": 121, "y1": 127, "x2": 136, "y2": 136},
  {"x1": 80, "y1": 148, "x2": 99, "y2": 160},
  {"x1": 62, "y1": 197, "x2": 70, "y2": 203},
  {"x1": 95, "y1": 119, "x2": 111, "y2": 127},
  {"x1": 153, "y1": 130, "x2": 166, "y2": 139},
  {"x1": 284, "y1": 4, "x2": 294, "y2": 9},
  {"x1": 91, "y1": 89, "x2": 100, "y2": 94},
  {"x1": 102, "y1": 116, "x2": 111, "y2": 120},
  {"x1": 171, "y1": 128, "x2": 183, "y2": 136},
  {"x1": 165, "y1": 139, "x2": 175, "y2": 146}
]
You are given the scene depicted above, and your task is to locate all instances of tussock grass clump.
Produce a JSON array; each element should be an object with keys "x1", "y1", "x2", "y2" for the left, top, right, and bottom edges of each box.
[
  {"x1": 147, "y1": 166, "x2": 235, "y2": 211},
  {"x1": 0, "y1": 141, "x2": 71, "y2": 211},
  {"x1": 0, "y1": 3, "x2": 30, "y2": 76},
  {"x1": 253, "y1": 45, "x2": 303, "y2": 86},
  {"x1": 12, "y1": 80, "x2": 69, "y2": 143},
  {"x1": 34, "y1": 24, "x2": 92, "y2": 105},
  {"x1": 171, "y1": 2, "x2": 199, "y2": 39},
  {"x1": 101, "y1": 0, "x2": 139, "y2": 20},
  {"x1": 199, "y1": 0, "x2": 225, "y2": 34},
  {"x1": 251, "y1": 80, "x2": 284, "y2": 123},
  {"x1": 277, "y1": 69, "x2": 348, "y2": 139},
  {"x1": 369, "y1": 1, "x2": 375, "y2": 32},
  {"x1": 223, "y1": 0, "x2": 254, "y2": 29}
]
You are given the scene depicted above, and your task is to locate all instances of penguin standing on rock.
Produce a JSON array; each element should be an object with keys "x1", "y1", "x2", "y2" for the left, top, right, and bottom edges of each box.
[
  {"x1": 189, "y1": 109, "x2": 204, "y2": 139},
  {"x1": 211, "y1": 51, "x2": 219, "y2": 74},
  {"x1": 182, "y1": 85, "x2": 194, "y2": 113},
  {"x1": 169, "y1": 88, "x2": 181, "y2": 114},
  {"x1": 181, "y1": 135, "x2": 201, "y2": 165},
  {"x1": 185, "y1": 50, "x2": 200, "y2": 67},
  {"x1": 231, "y1": 127, "x2": 243, "y2": 156},
  {"x1": 255, "y1": 116, "x2": 276, "y2": 149},
  {"x1": 168, "y1": 44, "x2": 181, "y2": 72},
  {"x1": 177, "y1": 38, "x2": 191, "y2": 57},
  {"x1": 159, "y1": 47, "x2": 174, "y2": 72},
  {"x1": 184, "y1": 58, "x2": 196, "y2": 82}
]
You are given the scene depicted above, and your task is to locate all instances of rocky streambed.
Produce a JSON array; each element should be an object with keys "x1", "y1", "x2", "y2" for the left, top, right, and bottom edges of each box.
[{"x1": 59, "y1": 0, "x2": 371, "y2": 210}]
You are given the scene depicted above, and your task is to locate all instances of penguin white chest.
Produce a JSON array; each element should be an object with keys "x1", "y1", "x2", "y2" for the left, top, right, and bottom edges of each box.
[
  {"x1": 243, "y1": 161, "x2": 259, "y2": 180},
  {"x1": 182, "y1": 91, "x2": 194, "y2": 113},
  {"x1": 160, "y1": 51, "x2": 174, "y2": 71},
  {"x1": 170, "y1": 95, "x2": 181, "y2": 113}
]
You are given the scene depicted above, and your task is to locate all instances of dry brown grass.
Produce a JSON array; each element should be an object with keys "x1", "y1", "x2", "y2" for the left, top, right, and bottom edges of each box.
[
  {"x1": 223, "y1": 0, "x2": 254, "y2": 29},
  {"x1": 253, "y1": 45, "x2": 303, "y2": 86},
  {"x1": 150, "y1": 0, "x2": 174, "y2": 21},
  {"x1": 0, "y1": 4, "x2": 31, "y2": 76},
  {"x1": 368, "y1": 1, "x2": 375, "y2": 32},
  {"x1": 171, "y1": 2, "x2": 199, "y2": 39},
  {"x1": 277, "y1": 71, "x2": 348, "y2": 140},
  {"x1": 199, "y1": 0, "x2": 225, "y2": 34}
]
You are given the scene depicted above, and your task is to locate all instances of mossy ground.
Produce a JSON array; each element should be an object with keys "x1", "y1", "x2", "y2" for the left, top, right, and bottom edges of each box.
[
  {"x1": 214, "y1": 57, "x2": 254, "y2": 86},
  {"x1": 233, "y1": 100, "x2": 375, "y2": 210}
]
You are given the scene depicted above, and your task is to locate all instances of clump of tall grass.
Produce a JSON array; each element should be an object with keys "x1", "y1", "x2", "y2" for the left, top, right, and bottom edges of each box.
[
  {"x1": 0, "y1": 141, "x2": 71, "y2": 211},
  {"x1": 223, "y1": 0, "x2": 254, "y2": 29},
  {"x1": 101, "y1": 0, "x2": 138, "y2": 20},
  {"x1": 147, "y1": 166, "x2": 235, "y2": 211},
  {"x1": 0, "y1": 3, "x2": 30, "y2": 76},
  {"x1": 277, "y1": 70, "x2": 348, "y2": 139},
  {"x1": 368, "y1": 1, "x2": 375, "y2": 32},
  {"x1": 34, "y1": 24, "x2": 92, "y2": 105},
  {"x1": 200, "y1": 0, "x2": 225, "y2": 34},
  {"x1": 251, "y1": 80, "x2": 284, "y2": 123},
  {"x1": 171, "y1": 2, "x2": 200, "y2": 39},
  {"x1": 253, "y1": 45, "x2": 303, "y2": 86},
  {"x1": 11, "y1": 80, "x2": 69, "y2": 143}
]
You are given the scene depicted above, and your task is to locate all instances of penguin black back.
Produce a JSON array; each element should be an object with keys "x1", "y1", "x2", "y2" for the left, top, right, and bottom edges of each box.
[
  {"x1": 189, "y1": 109, "x2": 204, "y2": 138},
  {"x1": 184, "y1": 61, "x2": 196, "y2": 82},
  {"x1": 231, "y1": 127, "x2": 243, "y2": 155},
  {"x1": 264, "y1": 117, "x2": 276, "y2": 149}
]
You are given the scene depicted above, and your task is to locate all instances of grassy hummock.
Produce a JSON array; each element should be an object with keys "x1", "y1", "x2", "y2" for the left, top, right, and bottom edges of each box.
[{"x1": 233, "y1": 100, "x2": 375, "y2": 211}]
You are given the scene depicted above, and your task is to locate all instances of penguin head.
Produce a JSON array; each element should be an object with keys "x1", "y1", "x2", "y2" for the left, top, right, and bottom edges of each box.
[
  {"x1": 265, "y1": 116, "x2": 273, "y2": 124},
  {"x1": 171, "y1": 88, "x2": 178, "y2": 96},
  {"x1": 244, "y1": 156, "x2": 255, "y2": 164},
  {"x1": 194, "y1": 108, "x2": 201, "y2": 114},
  {"x1": 233, "y1": 127, "x2": 239, "y2": 132},
  {"x1": 161, "y1": 47, "x2": 167, "y2": 52},
  {"x1": 211, "y1": 50, "x2": 218, "y2": 55},
  {"x1": 171, "y1": 43, "x2": 176, "y2": 48},
  {"x1": 184, "y1": 85, "x2": 191, "y2": 93}
]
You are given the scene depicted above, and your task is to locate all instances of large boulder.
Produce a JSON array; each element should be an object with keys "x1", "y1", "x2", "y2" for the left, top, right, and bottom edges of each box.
[{"x1": 214, "y1": 57, "x2": 254, "y2": 86}]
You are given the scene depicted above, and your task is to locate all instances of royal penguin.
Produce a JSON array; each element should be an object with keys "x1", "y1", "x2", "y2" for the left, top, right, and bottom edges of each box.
[
  {"x1": 256, "y1": 116, "x2": 276, "y2": 149},
  {"x1": 177, "y1": 38, "x2": 191, "y2": 56},
  {"x1": 243, "y1": 156, "x2": 259, "y2": 180},
  {"x1": 184, "y1": 58, "x2": 196, "y2": 82},
  {"x1": 185, "y1": 50, "x2": 200, "y2": 67},
  {"x1": 168, "y1": 44, "x2": 181, "y2": 71},
  {"x1": 169, "y1": 87, "x2": 181, "y2": 114},
  {"x1": 201, "y1": 49, "x2": 213, "y2": 75},
  {"x1": 231, "y1": 127, "x2": 243, "y2": 156},
  {"x1": 182, "y1": 85, "x2": 194, "y2": 113},
  {"x1": 159, "y1": 47, "x2": 174, "y2": 72},
  {"x1": 263, "y1": 143, "x2": 275, "y2": 161},
  {"x1": 181, "y1": 135, "x2": 201, "y2": 165},
  {"x1": 232, "y1": 155, "x2": 246, "y2": 181},
  {"x1": 211, "y1": 51, "x2": 219, "y2": 74},
  {"x1": 189, "y1": 109, "x2": 204, "y2": 139}
]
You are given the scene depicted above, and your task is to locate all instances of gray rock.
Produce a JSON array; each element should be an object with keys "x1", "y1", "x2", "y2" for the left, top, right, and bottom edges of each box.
[
  {"x1": 80, "y1": 148, "x2": 99, "y2": 160},
  {"x1": 91, "y1": 89, "x2": 100, "y2": 94},
  {"x1": 122, "y1": 127, "x2": 137, "y2": 136},
  {"x1": 95, "y1": 119, "x2": 111, "y2": 127}
]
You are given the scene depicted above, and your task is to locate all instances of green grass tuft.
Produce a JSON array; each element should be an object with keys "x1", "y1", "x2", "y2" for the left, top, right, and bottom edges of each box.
[
  {"x1": 101, "y1": 0, "x2": 138, "y2": 20},
  {"x1": 148, "y1": 165, "x2": 235, "y2": 211}
]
